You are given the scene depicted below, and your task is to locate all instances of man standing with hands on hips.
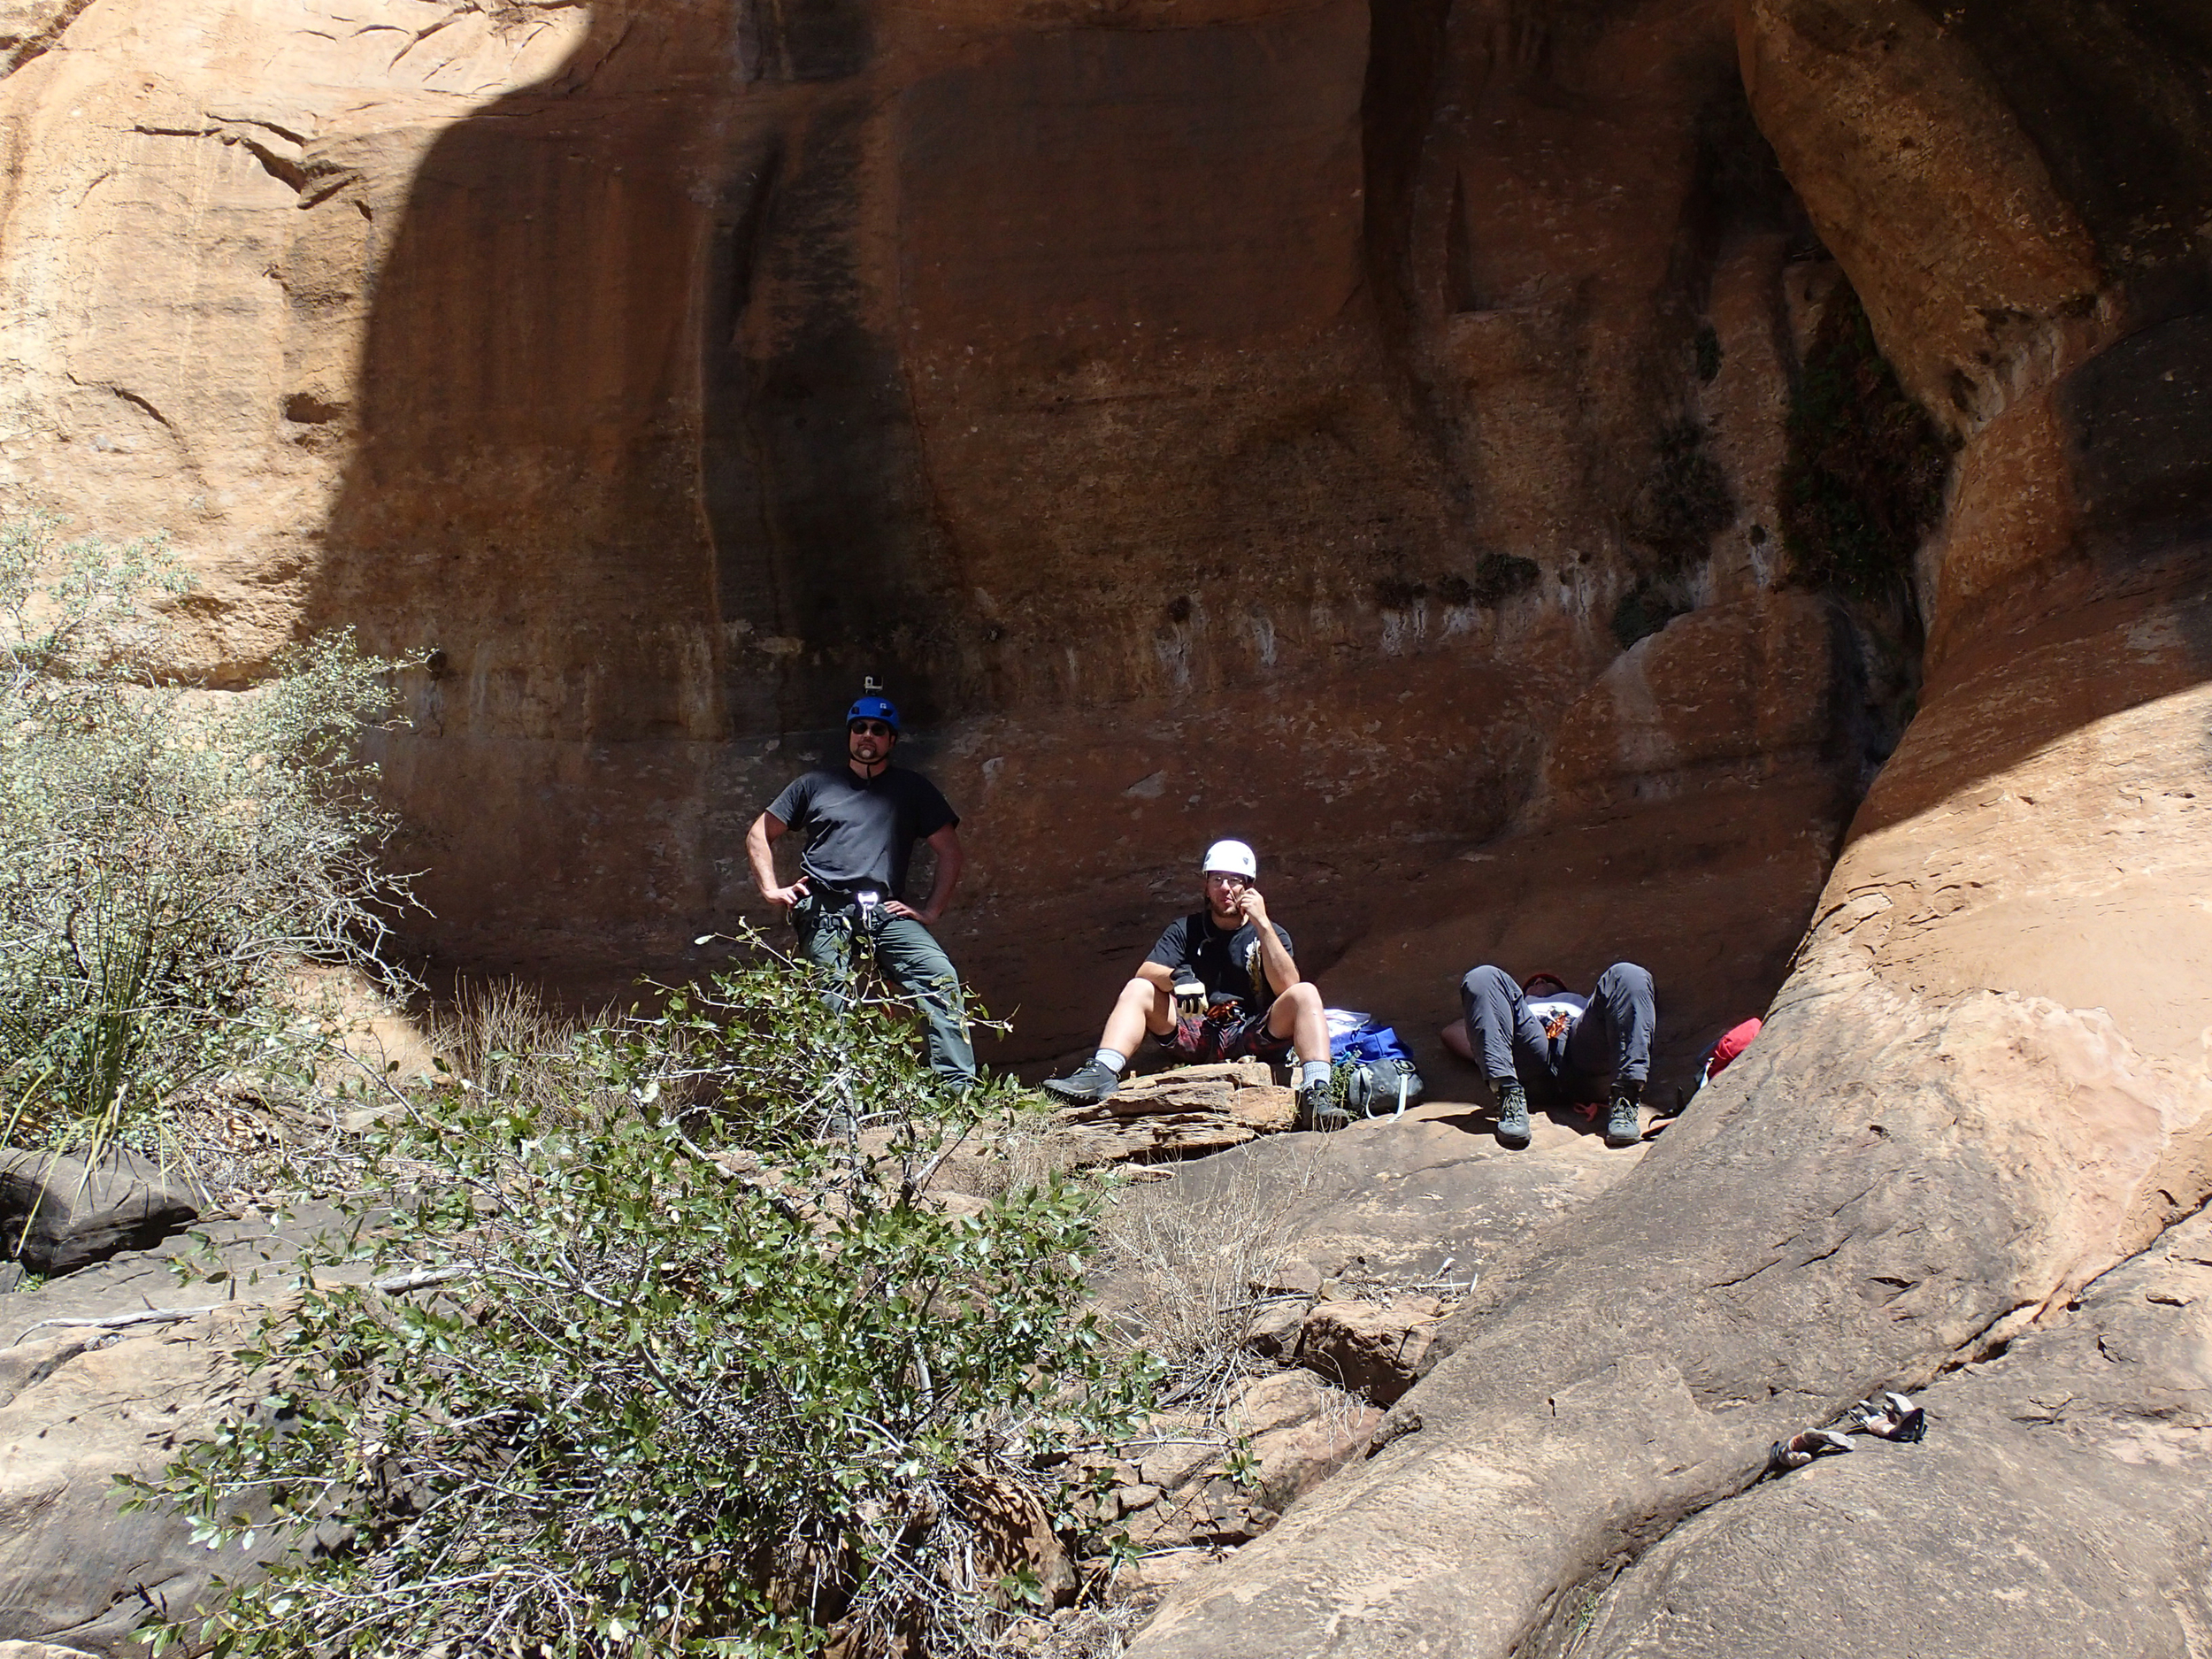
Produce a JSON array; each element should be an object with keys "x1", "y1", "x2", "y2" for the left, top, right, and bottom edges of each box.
[
  {"x1": 743, "y1": 691, "x2": 977, "y2": 1093},
  {"x1": 1041, "y1": 839, "x2": 1340, "y2": 1127}
]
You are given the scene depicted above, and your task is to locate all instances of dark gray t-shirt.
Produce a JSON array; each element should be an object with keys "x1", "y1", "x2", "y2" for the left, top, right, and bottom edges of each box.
[
  {"x1": 764, "y1": 765, "x2": 957, "y2": 899},
  {"x1": 1146, "y1": 910, "x2": 1294, "y2": 1012}
]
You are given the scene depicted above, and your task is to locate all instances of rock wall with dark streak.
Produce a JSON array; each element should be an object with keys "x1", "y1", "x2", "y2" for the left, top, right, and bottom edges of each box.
[
  {"x1": 1127, "y1": 5, "x2": 2212, "y2": 1655},
  {"x1": 0, "y1": 0, "x2": 2209, "y2": 1653},
  {"x1": 0, "y1": 0, "x2": 1875, "y2": 1068}
]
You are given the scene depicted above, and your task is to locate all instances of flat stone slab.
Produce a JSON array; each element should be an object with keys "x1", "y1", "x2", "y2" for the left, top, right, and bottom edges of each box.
[
  {"x1": 0, "y1": 1203, "x2": 357, "y2": 1654},
  {"x1": 1048, "y1": 1061, "x2": 1297, "y2": 1164},
  {"x1": 1133, "y1": 1095, "x2": 1649, "y2": 1284}
]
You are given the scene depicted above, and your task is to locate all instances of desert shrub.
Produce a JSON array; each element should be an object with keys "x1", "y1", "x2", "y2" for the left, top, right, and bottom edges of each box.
[
  {"x1": 1779, "y1": 281, "x2": 1952, "y2": 601},
  {"x1": 427, "y1": 977, "x2": 602, "y2": 1130},
  {"x1": 1625, "y1": 419, "x2": 1733, "y2": 575},
  {"x1": 0, "y1": 513, "x2": 415, "y2": 1156},
  {"x1": 133, "y1": 951, "x2": 1157, "y2": 1659}
]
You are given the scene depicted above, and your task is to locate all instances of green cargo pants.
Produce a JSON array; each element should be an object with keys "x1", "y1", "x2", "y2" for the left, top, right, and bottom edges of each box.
[{"x1": 789, "y1": 893, "x2": 978, "y2": 1090}]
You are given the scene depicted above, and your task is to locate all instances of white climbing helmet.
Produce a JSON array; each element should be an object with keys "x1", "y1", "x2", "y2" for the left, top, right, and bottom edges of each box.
[{"x1": 1201, "y1": 839, "x2": 1259, "y2": 880}]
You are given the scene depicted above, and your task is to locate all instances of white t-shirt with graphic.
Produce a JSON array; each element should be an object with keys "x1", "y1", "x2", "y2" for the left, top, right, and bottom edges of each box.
[{"x1": 1526, "y1": 990, "x2": 1587, "y2": 1032}]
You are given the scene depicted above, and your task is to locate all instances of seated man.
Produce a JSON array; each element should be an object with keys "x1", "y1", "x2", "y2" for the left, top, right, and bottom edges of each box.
[
  {"x1": 1442, "y1": 964, "x2": 1655, "y2": 1149},
  {"x1": 1041, "y1": 839, "x2": 1338, "y2": 1125}
]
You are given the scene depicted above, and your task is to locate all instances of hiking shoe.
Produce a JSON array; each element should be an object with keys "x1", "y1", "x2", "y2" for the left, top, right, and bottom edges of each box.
[
  {"x1": 1604, "y1": 1091, "x2": 1642, "y2": 1148},
  {"x1": 1494, "y1": 1080, "x2": 1531, "y2": 1148},
  {"x1": 1041, "y1": 1060, "x2": 1121, "y2": 1105},
  {"x1": 1297, "y1": 1075, "x2": 1351, "y2": 1132}
]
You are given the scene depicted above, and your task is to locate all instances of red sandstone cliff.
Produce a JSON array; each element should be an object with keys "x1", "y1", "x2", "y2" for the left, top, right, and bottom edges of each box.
[
  {"x1": 0, "y1": 0, "x2": 1885, "y2": 1069},
  {"x1": 0, "y1": 1, "x2": 2209, "y2": 1655}
]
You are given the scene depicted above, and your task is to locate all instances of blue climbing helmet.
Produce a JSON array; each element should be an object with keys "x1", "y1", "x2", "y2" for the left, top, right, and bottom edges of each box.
[{"x1": 846, "y1": 694, "x2": 901, "y2": 733}]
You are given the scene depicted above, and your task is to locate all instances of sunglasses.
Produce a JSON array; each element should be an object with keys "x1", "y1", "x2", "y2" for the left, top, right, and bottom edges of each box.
[{"x1": 849, "y1": 720, "x2": 895, "y2": 738}]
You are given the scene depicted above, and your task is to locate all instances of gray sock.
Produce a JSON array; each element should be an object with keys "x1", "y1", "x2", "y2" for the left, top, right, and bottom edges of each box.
[
  {"x1": 1094, "y1": 1048, "x2": 1128, "y2": 1074},
  {"x1": 1301, "y1": 1059, "x2": 1331, "y2": 1091}
]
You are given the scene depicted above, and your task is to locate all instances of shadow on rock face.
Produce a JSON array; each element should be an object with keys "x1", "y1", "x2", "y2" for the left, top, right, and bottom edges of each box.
[
  {"x1": 307, "y1": 2, "x2": 977, "y2": 968},
  {"x1": 1125, "y1": 7, "x2": 2212, "y2": 1655}
]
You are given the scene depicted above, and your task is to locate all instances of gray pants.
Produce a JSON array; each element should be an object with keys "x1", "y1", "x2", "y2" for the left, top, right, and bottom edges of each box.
[
  {"x1": 1458, "y1": 963, "x2": 1654, "y2": 1103},
  {"x1": 791, "y1": 895, "x2": 977, "y2": 1089}
]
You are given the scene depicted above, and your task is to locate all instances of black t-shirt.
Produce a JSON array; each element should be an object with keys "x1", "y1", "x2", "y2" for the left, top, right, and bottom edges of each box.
[
  {"x1": 1145, "y1": 910, "x2": 1294, "y2": 1012},
  {"x1": 764, "y1": 765, "x2": 958, "y2": 899}
]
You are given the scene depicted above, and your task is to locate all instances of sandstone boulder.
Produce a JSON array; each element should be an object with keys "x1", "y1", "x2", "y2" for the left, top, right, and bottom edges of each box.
[
  {"x1": 1128, "y1": 1412, "x2": 1217, "y2": 1497},
  {"x1": 0, "y1": 1150, "x2": 200, "y2": 1277},
  {"x1": 0, "y1": 1202, "x2": 357, "y2": 1653},
  {"x1": 1223, "y1": 1372, "x2": 1381, "y2": 1509},
  {"x1": 0, "y1": 1305, "x2": 267, "y2": 1655},
  {"x1": 1221, "y1": 1369, "x2": 1339, "y2": 1439},
  {"x1": 948, "y1": 1472, "x2": 1078, "y2": 1611},
  {"x1": 1242, "y1": 1298, "x2": 1306, "y2": 1362},
  {"x1": 1110, "y1": 1361, "x2": 1384, "y2": 1558},
  {"x1": 1044, "y1": 1063, "x2": 1296, "y2": 1165},
  {"x1": 1241, "y1": 1408, "x2": 1380, "y2": 1514},
  {"x1": 1294, "y1": 1296, "x2": 1442, "y2": 1407}
]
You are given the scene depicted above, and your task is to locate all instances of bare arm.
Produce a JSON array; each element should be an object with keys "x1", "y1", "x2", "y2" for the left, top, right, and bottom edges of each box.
[
  {"x1": 1240, "y1": 889, "x2": 1301, "y2": 997},
  {"x1": 892, "y1": 824, "x2": 965, "y2": 925},
  {"x1": 746, "y1": 811, "x2": 807, "y2": 910}
]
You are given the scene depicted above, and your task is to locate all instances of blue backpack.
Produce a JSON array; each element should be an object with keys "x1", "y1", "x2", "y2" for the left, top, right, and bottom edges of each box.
[{"x1": 1328, "y1": 1018, "x2": 1425, "y2": 1118}]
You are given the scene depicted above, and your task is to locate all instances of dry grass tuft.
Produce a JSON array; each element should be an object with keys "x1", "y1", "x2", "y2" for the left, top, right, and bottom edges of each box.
[
  {"x1": 1094, "y1": 1141, "x2": 1327, "y2": 1409},
  {"x1": 993, "y1": 1600, "x2": 1152, "y2": 1659},
  {"x1": 427, "y1": 977, "x2": 599, "y2": 1123}
]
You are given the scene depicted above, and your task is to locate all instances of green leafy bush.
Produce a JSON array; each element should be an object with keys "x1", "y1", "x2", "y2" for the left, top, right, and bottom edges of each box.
[
  {"x1": 133, "y1": 952, "x2": 1156, "y2": 1659},
  {"x1": 0, "y1": 513, "x2": 415, "y2": 1156},
  {"x1": 1779, "y1": 282, "x2": 1952, "y2": 601}
]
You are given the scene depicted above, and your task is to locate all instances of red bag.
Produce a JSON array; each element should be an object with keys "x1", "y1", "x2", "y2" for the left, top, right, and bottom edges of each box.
[{"x1": 1704, "y1": 1018, "x2": 1762, "y2": 1080}]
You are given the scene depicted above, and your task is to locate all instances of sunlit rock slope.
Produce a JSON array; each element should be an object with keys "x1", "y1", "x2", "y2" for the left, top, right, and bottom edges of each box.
[{"x1": 1129, "y1": 3, "x2": 2212, "y2": 1654}]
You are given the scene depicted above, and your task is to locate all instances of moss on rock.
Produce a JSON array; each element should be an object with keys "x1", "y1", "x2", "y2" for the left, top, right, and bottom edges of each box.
[{"x1": 1779, "y1": 281, "x2": 1952, "y2": 601}]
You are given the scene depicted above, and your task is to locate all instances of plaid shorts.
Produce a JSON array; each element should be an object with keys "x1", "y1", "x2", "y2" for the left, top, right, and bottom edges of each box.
[{"x1": 1157, "y1": 1003, "x2": 1293, "y2": 1064}]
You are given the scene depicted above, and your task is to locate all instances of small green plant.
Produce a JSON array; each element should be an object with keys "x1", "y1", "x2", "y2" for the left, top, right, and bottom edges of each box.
[
  {"x1": 1779, "y1": 281, "x2": 1952, "y2": 602},
  {"x1": 1223, "y1": 1438, "x2": 1261, "y2": 1491},
  {"x1": 129, "y1": 947, "x2": 1159, "y2": 1659},
  {"x1": 0, "y1": 513, "x2": 416, "y2": 1166},
  {"x1": 1568, "y1": 1583, "x2": 1602, "y2": 1641}
]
